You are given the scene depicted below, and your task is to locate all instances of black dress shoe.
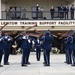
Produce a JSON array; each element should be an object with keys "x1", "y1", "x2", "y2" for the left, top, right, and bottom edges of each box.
[
  {"x1": 44, "y1": 64, "x2": 50, "y2": 66},
  {"x1": 0, "y1": 65, "x2": 3, "y2": 67},
  {"x1": 67, "y1": 62, "x2": 72, "y2": 64},
  {"x1": 21, "y1": 64, "x2": 27, "y2": 67},
  {"x1": 43, "y1": 62, "x2": 46, "y2": 64},
  {"x1": 4, "y1": 63, "x2": 9, "y2": 65},
  {"x1": 64, "y1": 61, "x2": 67, "y2": 63},
  {"x1": 4, "y1": 62, "x2": 10, "y2": 65},
  {"x1": 7, "y1": 62, "x2": 10, "y2": 64},
  {"x1": 71, "y1": 64, "x2": 75, "y2": 66},
  {"x1": 47, "y1": 64, "x2": 50, "y2": 66},
  {"x1": 37, "y1": 59, "x2": 40, "y2": 61},
  {"x1": 27, "y1": 62, "x2": 31, "y2": 64}
]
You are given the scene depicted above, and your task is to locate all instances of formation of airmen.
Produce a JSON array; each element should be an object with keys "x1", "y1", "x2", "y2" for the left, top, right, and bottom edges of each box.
[
  {"x1": 0, "y1": 24, "x2": 75, "y2": 67},
  {"x1": 1, "y1": 29, "x2": 75, "y2": 67},
  {"x1": 0, "y1": 29, "x2": 53, "y2": 67},
  {"x1": 60, "y1": 30, "x2": 75, "y2": 66},
  {"x1": 0, "y1": 31, "x2": 12, "y2": 67},
  {"x1": 17, "y1": 30, "x2": 53, "y2": 67}
]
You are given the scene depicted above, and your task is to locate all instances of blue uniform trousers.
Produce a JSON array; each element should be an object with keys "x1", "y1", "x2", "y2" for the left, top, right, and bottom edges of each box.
[
  {"x1": 4, "y1": 48, "x2": 10, "y2": 64},
  {"x1": 22, "y1": 48, "x2": 28, "y2": 65},
  {"x1": 36, "y1": 47, "x2": 41, "y2": 61},
  {"x1": 67, "y1": 49, "x2": 72, "y2": 64},
  {"x1": 65, "y1": 44, "x2": 72, "y2": 64},
  {"x1": 65, "y1": 49, "x2": 68, "y2": 63},
  {"x1": 72, "y1": 50, "x2": 75, "y2": 65},
  {"x1": 26, "y1": 49, "x2": 31, "y2": 63},
  {"x1": 43, "y1": 51, "x2": 46, "y2": 63},
  {"x1": 65, "y1": 49, "x2": 72, "y2": 64},
  {"x1": 44, "y1": 50, "x2": 50, "y2": 65},
  {"x1": 0, "y1": 50, "x2": 3, "y2": 64}
]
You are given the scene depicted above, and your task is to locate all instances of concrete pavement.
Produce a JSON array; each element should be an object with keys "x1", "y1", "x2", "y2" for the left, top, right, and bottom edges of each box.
[{"x1": 0, "y1": 53, "x2": 75, "y2": 75}]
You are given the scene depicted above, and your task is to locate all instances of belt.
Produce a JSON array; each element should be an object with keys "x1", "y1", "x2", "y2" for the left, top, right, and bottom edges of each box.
[{"x1": 36, "y1": 45, "x2": 40, "y2": 46}]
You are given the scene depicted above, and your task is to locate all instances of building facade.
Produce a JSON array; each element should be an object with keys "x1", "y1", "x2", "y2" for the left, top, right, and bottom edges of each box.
[{"x1": 0, "y1": 0, "x2": 75, "y2": 32}]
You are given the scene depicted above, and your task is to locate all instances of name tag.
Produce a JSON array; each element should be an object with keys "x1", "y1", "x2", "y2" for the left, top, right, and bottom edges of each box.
[
  {"x1": 22, "y1": 36, "x2": 26, "y2": 39},
  {"x1": 5, "y1": 36, "x2": 8, "y2": 39}
]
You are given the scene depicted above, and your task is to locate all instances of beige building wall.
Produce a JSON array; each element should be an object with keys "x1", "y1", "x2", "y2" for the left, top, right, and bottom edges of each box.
[
  {"x1": 0, "y1": 0, "x2": 1, "y2": 19},
  {"x1": 1, "y1": 2, "x2": 6, "y2": 11},
  {"x1": 1, "y1": 0, "x2": 75, "y2": 19}
]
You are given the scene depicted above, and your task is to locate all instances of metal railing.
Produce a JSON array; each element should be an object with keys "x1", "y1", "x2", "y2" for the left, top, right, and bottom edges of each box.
[{"x1": 1, "y1": 11, "x2": 75, "y2": 20}]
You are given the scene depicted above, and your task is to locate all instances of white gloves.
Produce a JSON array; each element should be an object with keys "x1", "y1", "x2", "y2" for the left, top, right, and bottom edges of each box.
[
  {"x1": 28, "y1": 39, "x2": 31, "y2": 43},
  {"x1": 34, "y1": 48, "x2": 36, "y2": 51},
  {"x1": 0, "y1": 38, "x2": 2, "y2": 41},
  {"x1": 8, "y1": 38, "x2": 11, "y2": 41},
  {"x1": 32, "y1": 41, "x2": 35, "y2": 45}
]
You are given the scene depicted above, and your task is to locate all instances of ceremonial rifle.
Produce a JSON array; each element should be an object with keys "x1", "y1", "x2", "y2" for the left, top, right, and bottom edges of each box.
[
  {"x1": 15, "y1": 24, "x2": 37, "y2": 38},
  {"x1": 59, "y1": 30, "x2": 73, "y2": 39},
  {"x1": 0, "y1": 22, "x2": 9, "y2": 31}
]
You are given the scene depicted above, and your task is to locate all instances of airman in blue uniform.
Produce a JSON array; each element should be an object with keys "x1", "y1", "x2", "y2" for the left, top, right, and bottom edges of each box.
[
  {"x1": 71, "y1": 32, "x2": 75, "y2": 66},
  {"x1": 3, "y1": 32, "x2": 12, "y2": 65},
  {"x1": 0, "y1": 31, "x2": 4, "y2": 67},
  {"x1": 42, "y1": 31, "x2": 53, "y2": 66},
  {"x1": 62, "y1": 34, "x2": 72, "y2": 64},
  {"x1": 62, "y1": 37, "x2": 69, "y2": 64},
  {"x1": 19, "y1": 32, "x2": 29, "y2": 67},
  {"x1": 34, "y1": 37, "x2": 42, "y2": 61},
  {"x1": 26, "y1": 34, "x2": 32, "y2": 64},
  {"x1": 67, "y1": 35, "x2": 73, "y2": 64}
]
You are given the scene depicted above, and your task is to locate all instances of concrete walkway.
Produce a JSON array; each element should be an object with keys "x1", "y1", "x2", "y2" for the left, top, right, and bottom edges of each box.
[{"x1": 0, "y1": 53, "x2": 75, "y2": 75}]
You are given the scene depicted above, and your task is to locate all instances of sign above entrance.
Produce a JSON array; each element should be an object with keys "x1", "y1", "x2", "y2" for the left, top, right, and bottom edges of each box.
[{"x1": 0, "y1": 20, "x2": 75, "y2": 26}]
